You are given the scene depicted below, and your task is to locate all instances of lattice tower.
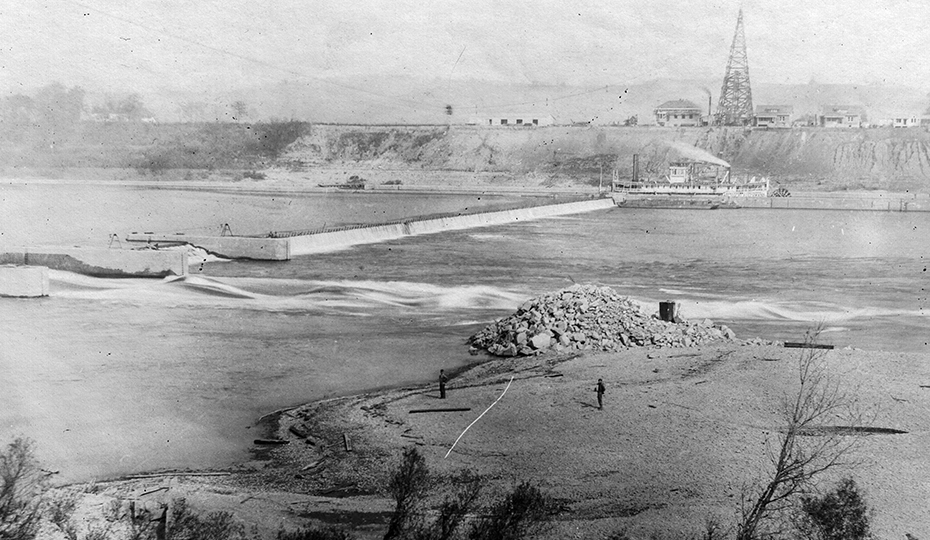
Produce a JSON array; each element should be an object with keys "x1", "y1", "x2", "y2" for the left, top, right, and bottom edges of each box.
[{"x1": 716, "y1": 9, "x2": 754, "y2": 125}]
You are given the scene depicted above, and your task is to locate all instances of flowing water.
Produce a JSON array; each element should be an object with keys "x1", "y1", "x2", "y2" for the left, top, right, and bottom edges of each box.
[{"x1": 1, "y1": 183, "x2": 927, "y2": 482}]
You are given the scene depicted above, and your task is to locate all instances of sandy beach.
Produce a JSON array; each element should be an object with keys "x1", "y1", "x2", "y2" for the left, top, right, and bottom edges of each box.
[{"x1": 44, "y1": 339, "x2": 930, "y2": 540}]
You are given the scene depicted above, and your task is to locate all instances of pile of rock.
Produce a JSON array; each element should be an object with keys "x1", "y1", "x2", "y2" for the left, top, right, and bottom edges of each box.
[{"x1": 469, "y1": 284, "x2": 737, "y2": 357}]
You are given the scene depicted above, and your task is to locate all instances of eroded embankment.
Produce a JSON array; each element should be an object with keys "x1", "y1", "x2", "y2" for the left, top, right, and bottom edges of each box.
[
  {"x1": 6, "y1": 122, "x2": 930, "y2": 193},
  {"x1": 281, "y1": 124, "x2": 930, "y2": 192}
]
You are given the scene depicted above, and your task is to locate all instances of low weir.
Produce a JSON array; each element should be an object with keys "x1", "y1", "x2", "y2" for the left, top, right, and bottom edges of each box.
[
  {"x1": 0, "y1": 247, "x2": 188, "y2": 278},
  {"x1": 126, "y1": 198, "x2": 617, "y2": 260},
  {"x1": 0, "y1": 265, "x2": 49, "y2": 297}
]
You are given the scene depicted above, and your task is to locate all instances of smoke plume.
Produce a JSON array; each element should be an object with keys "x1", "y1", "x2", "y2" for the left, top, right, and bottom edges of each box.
[{"x1": 665, "y1": 141, "x2": 730, "y2": 168}]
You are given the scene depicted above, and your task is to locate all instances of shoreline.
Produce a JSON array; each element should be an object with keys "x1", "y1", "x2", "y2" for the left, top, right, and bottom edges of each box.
[
  {"x1": 45, "y1": 340, "x2": 925, "y2": 540},
  {"x1": 46, "y1": 339, "x2": 929, "y2": 540},
  {"x1": 6, "y1": 176, "x2": 928, "y2": 215},
  {"x1": 4, "y1": 174, "x2": 926, "y2": 200}
]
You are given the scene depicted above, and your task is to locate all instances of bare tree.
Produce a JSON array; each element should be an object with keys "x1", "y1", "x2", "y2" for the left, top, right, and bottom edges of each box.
[
  {"x1": 0, "y1": 438, "x2": 46, "y2": 540},
  {"x1": 736, "y1": 327, "x2": 869, "y2": 540},
  {"x1": 384, "y1": 447, "x2": 431, "y2": 540},
  {"x1": 467, "y1": 481, "x2": 556, "y2": 540},
  {"x1": 417, "y1": 469, "x2": 482, "y2": 540}
]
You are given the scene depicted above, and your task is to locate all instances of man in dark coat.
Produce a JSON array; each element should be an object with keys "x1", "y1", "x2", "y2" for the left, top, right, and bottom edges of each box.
[
  {"x1": 595, "y1": 378, "x2": 606, "y2": 409},
  {"x1": 439, "y1": 369, "x2": 448, "y2": 399}
]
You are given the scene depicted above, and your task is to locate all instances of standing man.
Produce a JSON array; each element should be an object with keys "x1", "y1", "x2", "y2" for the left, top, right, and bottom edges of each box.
[
  {"x1": 595, "y1": 378, "x2": 606, "y2": 410},
  {"x1": 439, "y1": 369, "x2": 448, "y2": 399}
]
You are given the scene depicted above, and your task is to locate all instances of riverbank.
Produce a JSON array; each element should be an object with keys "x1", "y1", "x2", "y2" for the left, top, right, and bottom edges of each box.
[
  {"x1": 45, "y1": 341, "x2": 930, "y2": 540},
  {"x1": 6, "y1": 123, "x2": 930, "y2": 193},
  {"x1": 6, "y1": 174, "x2": 927, "y2": 213}
]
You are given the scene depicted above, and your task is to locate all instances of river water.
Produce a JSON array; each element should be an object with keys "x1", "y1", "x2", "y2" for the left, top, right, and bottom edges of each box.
[{"x1": 1, "y1": 183, "x2": 927, "y2": 482}]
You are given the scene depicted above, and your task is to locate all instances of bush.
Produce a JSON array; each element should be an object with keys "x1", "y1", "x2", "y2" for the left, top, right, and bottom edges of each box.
[
  {"x1": 383, "y1": 447, "x2": 431, "y2": 540},
  {"x1": 467, "y1": 482, "x2": 556, "y2": 540},
  {"x1": 44, "y1": 491, "x2": 80, "y2": 540},
  {"x1": 167, "y1": 497, "x2": 246, "y2": 540},
  {"x1": 0, "y1": 438, "x2": 46, "y2": 540},
  {"x1": 418, "y1": 469, "x2": 483, "y2": 540},
  {"x1": 278, "y1": 526, "x2": 355, "y2": 540},
  {"x1": 798, "y1": 478, "x2": 872, "y2": 540},
  {"x1": 381, "y1": 448, "x2": 555, "y2": 540}
]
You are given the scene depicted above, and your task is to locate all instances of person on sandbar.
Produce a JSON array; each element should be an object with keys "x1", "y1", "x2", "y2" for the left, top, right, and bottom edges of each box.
[
  {"x1": 439, "y1": 369, "x2": 448, "y2": 399},
  {"x1": 595, "y1": 378, "x2": 606, "y2": 410}
]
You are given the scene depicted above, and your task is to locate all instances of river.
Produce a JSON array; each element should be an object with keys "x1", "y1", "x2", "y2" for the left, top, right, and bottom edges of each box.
[{"x1": 1, "y1": 183, "x2": 926, "y2": 482}]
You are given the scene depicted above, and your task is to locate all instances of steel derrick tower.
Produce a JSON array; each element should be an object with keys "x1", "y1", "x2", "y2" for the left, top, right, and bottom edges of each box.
[{"x1": 716, "y1": 9, "x2": 753, "y2": 125}]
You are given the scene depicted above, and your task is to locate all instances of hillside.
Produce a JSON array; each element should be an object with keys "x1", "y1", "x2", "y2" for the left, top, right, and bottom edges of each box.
[
  {"x1": 282, "y1": 124, "x2": 930, "y2": 192},
  {"x1": 2, "y1": 122, "x2": 930, "y2": 192},
  {"x1": 131, "y1": 78, "x2": 929, "y2": 126}
]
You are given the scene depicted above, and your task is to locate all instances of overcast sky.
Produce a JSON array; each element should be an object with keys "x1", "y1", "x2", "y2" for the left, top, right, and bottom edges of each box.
[{"x1": 3, "y1": 0, "x2": 928, "y2": 94}]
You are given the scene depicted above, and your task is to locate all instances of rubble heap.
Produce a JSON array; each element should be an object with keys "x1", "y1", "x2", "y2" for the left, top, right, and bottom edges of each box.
[{"x1": 469, "y1": 284, "x2": 737, "y2": 356}]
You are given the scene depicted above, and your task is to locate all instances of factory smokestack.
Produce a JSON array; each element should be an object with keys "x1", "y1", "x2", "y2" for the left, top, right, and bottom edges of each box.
[{"x1": 701, "y1": 87, "x2": 713, "y2": 117}]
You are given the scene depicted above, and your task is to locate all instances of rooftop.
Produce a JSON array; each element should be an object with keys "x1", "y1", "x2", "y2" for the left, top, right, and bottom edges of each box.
[
  {"x1": 754, "y1": 105, "x2": 794, "y2": 115},
  {"x1": 822, "y1": 105, "x2": 865, "y2": 116},
  {"x1": 655, "y1": 99, "x2": 702, "y2": 111}
]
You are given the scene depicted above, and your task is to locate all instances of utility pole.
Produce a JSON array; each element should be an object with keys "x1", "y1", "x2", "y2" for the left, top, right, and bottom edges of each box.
[{"x1": 716, "y1": 9, "x2": 754, "y2": 126}]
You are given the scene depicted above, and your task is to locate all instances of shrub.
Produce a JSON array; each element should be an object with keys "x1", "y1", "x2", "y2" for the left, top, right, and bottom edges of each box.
[
  {"x1": 167, "y1": 497, "x2": 246, "y2": 540},
  {"x1": 419, "y1": 469, "x2": 483, "y2": 540},
  {"x1": 798, "y1": 478, "x2": 872, "y2": 540},
  {"x1": 0, "y1": 438, "x2": 46, "y2": 540},
  {"x1": 383, "y1": 447, "x2": 431, "y2": 540},
  {"x1": 278, "y1": 526, "x2": 355, "y2": 540},
  {"x1": 44, "y1": 491, "x2": 80, "y2": 540},
  {"x1": 467, "y1": 482, "x2": 556, "y2": 540}
]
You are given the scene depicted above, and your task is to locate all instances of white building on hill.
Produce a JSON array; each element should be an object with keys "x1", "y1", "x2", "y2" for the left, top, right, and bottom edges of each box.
[
  {"x1": 653, "y1": 100, "x2": 704, "y2": 127},
  {"x1": 467, "y1": 114, "x2": 555, "y2": 127},
  {"x1": 891, "y1": 114, "x2": 920, "y2": 128}
]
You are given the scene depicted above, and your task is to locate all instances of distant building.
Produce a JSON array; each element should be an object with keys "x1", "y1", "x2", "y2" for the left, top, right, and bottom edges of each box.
[
  {"x1": 654, "y1": 100, "x2": 703, "y2": 127},
  {"x1": 467, "y1": 114, "x2": 554, "y2": 127},
  {"x1": 753, "y1": 105, "x2": 794, "y2": 128},
  {"x1": 891, "y1": 114, "x2": 920, "y2": 128},
  {"x1": 819, "y1": 105, "x2": 864, "y2": 128}
]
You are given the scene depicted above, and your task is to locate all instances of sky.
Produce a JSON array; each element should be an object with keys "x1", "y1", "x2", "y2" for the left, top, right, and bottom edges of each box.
[{"x1": 2, "y1": 0, "x2": 928, "y2": 96}]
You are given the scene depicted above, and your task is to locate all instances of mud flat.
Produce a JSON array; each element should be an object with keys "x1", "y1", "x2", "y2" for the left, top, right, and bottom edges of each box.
[
  {"x1": 253, "y1": 344, "x2": 929, "y2": 539},
  {"x1": 41, "y1": 342, "x2": 930, "y2": 539}
]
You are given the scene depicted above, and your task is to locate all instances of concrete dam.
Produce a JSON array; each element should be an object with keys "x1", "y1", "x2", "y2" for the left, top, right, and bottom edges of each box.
[{"x1": 126, "y1": 198, "x2": 617, "y2": 260}]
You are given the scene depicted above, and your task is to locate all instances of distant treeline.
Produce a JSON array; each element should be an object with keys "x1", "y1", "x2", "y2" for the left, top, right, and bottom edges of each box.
[
  {"x1": 0, "y1": 118, "x2": 305, "y2": 172},
  {"x1": 0, "y1": 82, "x2": 304, "y2": 171}
]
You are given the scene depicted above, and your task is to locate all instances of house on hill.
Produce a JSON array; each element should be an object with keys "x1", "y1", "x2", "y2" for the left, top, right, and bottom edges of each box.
[
  {"x1": 467, "y1": 114, "x2": 555, "y2": 127},
  {"x1": 891, "y1": 114, "x2": 920, "y2": 128},
  {"x1": 819, "y1": 105, "x2": 864, "y2": 128},
  {"x1": 753, "y1": 105, "x2": 794, "y2": 128},
  {"x1": 653, "y1": 100, "x2": 703, "y2": 127}
]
